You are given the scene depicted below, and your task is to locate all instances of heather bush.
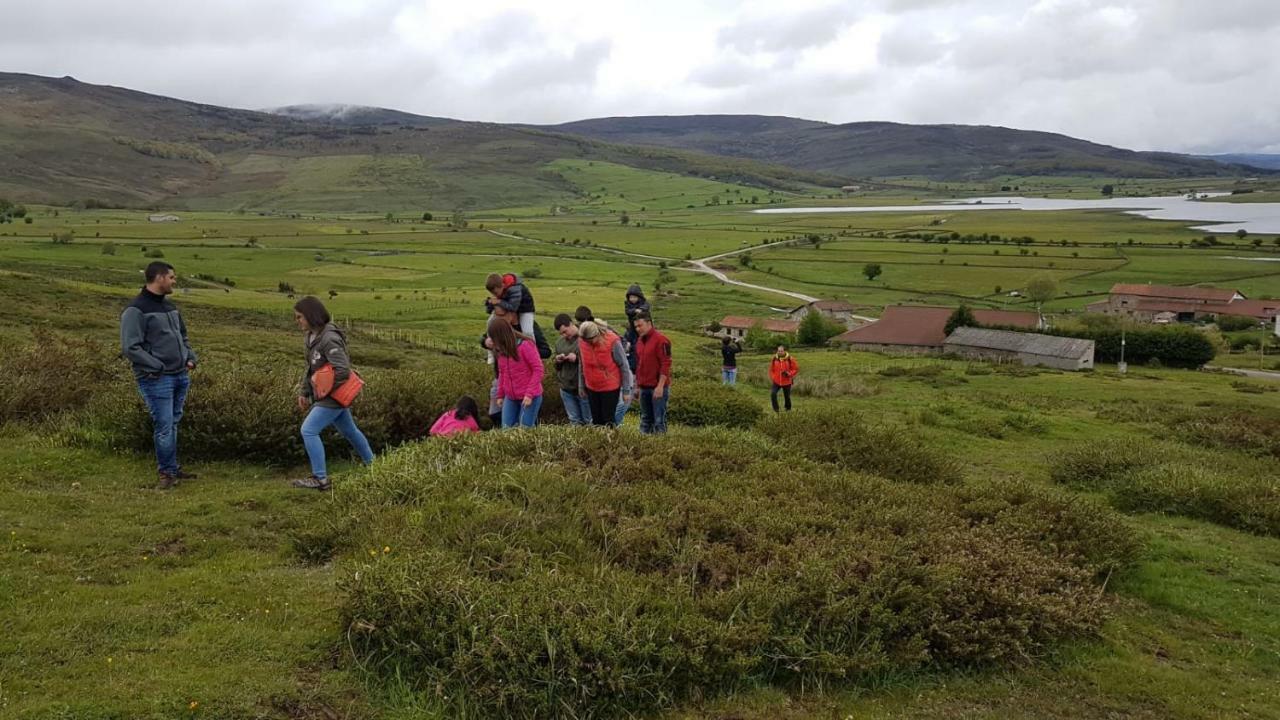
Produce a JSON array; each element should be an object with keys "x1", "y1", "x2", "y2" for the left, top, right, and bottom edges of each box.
[
  {"x1": 88, "y1": 362, "x2": 499, "y2": 465},
  {"x1": 759, "y1": 407, "x2": 963, "y2": 484},
  {"x1": 1048, "y1": 438, "x2": 1280, "y2": 536},
  {"x1": 667, "y1": 380, "x2": 764, "y2": 429},
  {"x1": 312, "y1": 428, "x2": 1131, "y2": 719},
  {"x1": 0, "y1": 330, "x2": 128, "y2": 424}
]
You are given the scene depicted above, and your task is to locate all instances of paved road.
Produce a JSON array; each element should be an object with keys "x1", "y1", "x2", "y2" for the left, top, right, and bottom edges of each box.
[
  {"x1": 489, "y1": 229, "x2": 879, "y2": 321},
  {"x1": 1205, "y1": 365, "x2": 1280, "y2": 381}
]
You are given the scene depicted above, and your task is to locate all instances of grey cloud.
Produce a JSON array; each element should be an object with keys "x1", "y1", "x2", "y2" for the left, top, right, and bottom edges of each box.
[
  {"x1": 716, "y1": 4, "x2": 867, "y2": 54},
  {"x1": 481, "y1": 39, "x2": 612, "y2": 94}
]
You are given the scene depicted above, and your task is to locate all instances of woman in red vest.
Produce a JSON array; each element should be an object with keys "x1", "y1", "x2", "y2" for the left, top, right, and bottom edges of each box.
[{"x1": 576, "y1": 320, "x2": 634, "y2": 427}]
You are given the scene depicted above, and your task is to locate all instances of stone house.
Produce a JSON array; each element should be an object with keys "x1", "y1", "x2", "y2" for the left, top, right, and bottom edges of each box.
[{"x1": 943, "y1": 327, "x2": 1095, "y2": 370}]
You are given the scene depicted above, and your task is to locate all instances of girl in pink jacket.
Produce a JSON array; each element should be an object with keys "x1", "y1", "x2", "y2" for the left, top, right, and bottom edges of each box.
[
  {"x1": 489, "y1": 318, "x2": 545, "y2": 428},
  {"x1": 429, "y1": 396, "x2": 481, "y2": 437}
]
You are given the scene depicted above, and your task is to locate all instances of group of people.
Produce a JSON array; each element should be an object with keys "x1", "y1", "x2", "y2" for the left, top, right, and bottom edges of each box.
[
  {"x1": 476, "y1": 275, "x2": 672, "y2": 434},
  {"x1": 122, "y1": 264, "x2": 802, "y2": 492},
  {"x1": 120, "y1": 263, "x2": 674, "y2": 491}
]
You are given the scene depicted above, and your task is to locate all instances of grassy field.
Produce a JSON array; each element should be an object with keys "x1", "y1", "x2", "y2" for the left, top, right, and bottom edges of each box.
[{"x1": 3, "y1": 176, "x2": 1280, "y2": 718}]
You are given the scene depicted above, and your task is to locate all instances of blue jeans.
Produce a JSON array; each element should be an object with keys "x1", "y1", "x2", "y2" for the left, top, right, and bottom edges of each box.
[
  {"x1": 136, "y1": 371, "x2": 190, "y2": 475},
  {"x1": 560, "y1": 389, "x2": 592, "y2": 426},
  {"x1": 614, "y1": 391, "x2": 632, "y2": 426},
  {"x1": 722, "y1": 368, "x2": 737, "y2": 385},
  {"x1": 502, "y1": 395, "x2": 543, "y2": 428},
  {"x1": 639, "y1": 387, "x2": 669, "y2": 434},
  {"x1": 301, "y1": 405, "x2": 375, "y2": 480}
]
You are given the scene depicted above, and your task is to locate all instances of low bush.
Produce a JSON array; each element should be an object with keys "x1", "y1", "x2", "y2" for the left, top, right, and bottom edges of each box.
[
  {"x1": 89, "y1": 362, "x2": 498, "y2": 465},
  {"x1": 666, "y1": 380, "x2": 763, "y2": 429},
  {"x1": 314, "y1": 428, "x2": 1131, "y2": 719},
  {"x1": 1217, "y1": 315, "x2": 1259, "y2": 332},
  {"x1": 1048, "y1": 437, "x2": 1162, "y2": 489},
  {"x1": 1114, "y1": 465, "x2": 1280, "y2": 537},
  {"x1": 759, "y1": 407, "x2": 963, "y2": 484},
  {"x1": 1048, "y1": 438, "x2": 1280, "y2": 536},
  {"x1": 790, "y1": 375, "x2": 880, "y2": 398},
  {"x1": 0, "y1": 330, "x2": 128, "y2": 425}
]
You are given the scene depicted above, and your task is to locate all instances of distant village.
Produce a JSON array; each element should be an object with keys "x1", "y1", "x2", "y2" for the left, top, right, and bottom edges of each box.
[{"x1": 715, "y1": 284, "x2": 1280, "y2": 372}]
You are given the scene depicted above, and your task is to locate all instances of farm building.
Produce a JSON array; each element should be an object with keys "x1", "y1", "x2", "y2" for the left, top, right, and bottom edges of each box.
[
  {"x1": 944, "y1": 327, "x2": 1095, "y2": 370},
  {"x1": 786, "y1": 299, "x2": 865, "y2": 327},
  {"x1": 148, "y1": 214, "x2": 180, "y2": 223},
  {"x1": 718, "y1": 316, "x2": 800, "y2": 340},
  {"x1": 829, "y1": 305, "x2": 1039, "y2": 354},
  {"x1": 1086, "y1": 283, "x2": 1280, "y2": 324}
]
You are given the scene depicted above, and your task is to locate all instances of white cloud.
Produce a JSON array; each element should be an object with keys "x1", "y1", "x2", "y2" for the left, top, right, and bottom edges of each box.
[{"x1": 0, "y1": 0, "x2": 1275, "y2": 152}]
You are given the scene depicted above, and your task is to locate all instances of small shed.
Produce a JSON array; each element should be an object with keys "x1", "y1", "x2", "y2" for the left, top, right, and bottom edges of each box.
[{"x1": 944, "y1": 327, "x2": 1095, "y2": 370}]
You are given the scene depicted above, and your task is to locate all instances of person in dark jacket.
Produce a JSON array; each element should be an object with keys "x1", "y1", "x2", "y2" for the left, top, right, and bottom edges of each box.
[
  {"x1": 293, "y1": 296, "x2": 375, "y2": 491},
  {"x1": 120, "y1": 261, "x2": 198, "y2": 489},
  {"x1": 485, "y1": 272, "x2": 536, "y2": 336},
  {"x1": 720, "y1": 337, "x2": 742, "y2": 385},
  {"x1": 553, "y1": 313, "x2": 593, "y2": 426},
  {"x1": 622, "y1": 284, "x2": 650, "y2": 372}
]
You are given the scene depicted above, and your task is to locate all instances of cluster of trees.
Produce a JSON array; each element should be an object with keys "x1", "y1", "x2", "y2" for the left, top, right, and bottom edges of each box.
[{"x1": 0, "y1": 198, "x2": 29, "y2": 224}]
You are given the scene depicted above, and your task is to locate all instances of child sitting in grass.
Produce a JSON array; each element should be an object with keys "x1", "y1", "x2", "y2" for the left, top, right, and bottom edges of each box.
[{"x1": 429, "y1": 396, "x2": 481, "y2": 436}]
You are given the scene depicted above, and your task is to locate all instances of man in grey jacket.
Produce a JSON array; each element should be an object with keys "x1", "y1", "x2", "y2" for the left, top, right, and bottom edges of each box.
[{"x1": 120, "y1": 261, "x2": 197, "y2": 489}]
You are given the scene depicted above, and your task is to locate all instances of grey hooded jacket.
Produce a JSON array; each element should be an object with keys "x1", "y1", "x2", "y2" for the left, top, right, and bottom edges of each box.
[
  {"x1": 301, "y1": 323, "x2": 353, "y2": 409},
  {"x1": 120, "y1": 288, "x2": 197, "y2": 380}
]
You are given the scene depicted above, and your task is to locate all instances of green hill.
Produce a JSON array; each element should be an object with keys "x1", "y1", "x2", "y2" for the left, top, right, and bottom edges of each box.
[
  {"x1": 0, "y1": 73, "x2": 841, "y2": 211},
  {"x1": 544, "y1": 115, "x2": 1266, "y2": 180}
]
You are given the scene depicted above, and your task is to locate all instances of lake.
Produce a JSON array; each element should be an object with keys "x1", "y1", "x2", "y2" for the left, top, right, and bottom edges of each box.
[{"x1": 753, "y1": 193, "x2": 1280, "y2": 234}]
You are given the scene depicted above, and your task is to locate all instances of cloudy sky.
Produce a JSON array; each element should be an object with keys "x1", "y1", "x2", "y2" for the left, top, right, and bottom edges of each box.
[{"x1": 2, "y1": 0, "x2": 1277, "y2": 153}]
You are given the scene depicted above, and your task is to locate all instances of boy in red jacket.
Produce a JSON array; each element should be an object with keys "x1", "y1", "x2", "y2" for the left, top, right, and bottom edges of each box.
[
  {"x1": 632, "y1": 312, "x2": 672, "y2": 434},
  {"x1": 768, "y1": 345, "x2": 799, "y2": 412}
]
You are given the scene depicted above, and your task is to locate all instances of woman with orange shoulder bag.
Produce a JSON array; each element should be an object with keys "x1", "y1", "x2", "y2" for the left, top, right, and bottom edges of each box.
[{"x1": 292, "y1": 296, "x2": 374, "y2": 491}]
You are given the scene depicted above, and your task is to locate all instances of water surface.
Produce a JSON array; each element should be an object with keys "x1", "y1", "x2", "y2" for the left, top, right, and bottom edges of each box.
[{"x1": 753, "y1": 193, "x2": 1280, "y2": 234}]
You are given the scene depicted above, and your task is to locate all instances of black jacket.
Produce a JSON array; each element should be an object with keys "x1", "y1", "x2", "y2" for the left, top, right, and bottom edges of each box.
[{"x1": 120, "y1": 288, "x2": 197, "y2": 379}]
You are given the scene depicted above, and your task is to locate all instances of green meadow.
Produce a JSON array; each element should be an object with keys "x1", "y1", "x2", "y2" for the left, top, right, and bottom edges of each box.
[{"x1": 2, "y1": 167, "x2": 1280, "y2": 718}]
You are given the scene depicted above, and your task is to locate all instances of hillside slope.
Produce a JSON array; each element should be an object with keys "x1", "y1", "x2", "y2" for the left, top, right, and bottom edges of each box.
[
  {"x1": 0, "y1": 73, "x2": 841, "y2": 210},
  {"x1": 544, "y1": 116, "x2": 1260, "y2": 180}
]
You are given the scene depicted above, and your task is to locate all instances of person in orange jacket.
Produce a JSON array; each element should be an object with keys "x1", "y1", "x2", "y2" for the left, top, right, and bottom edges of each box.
[{"x1": 768, "y1": 345, "x2": 799, "y2": 413}]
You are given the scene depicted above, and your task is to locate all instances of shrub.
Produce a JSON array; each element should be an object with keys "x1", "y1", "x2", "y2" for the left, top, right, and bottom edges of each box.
[
  {"x1": 1217, "y1": 315, "x2": 1259, "y2": 332},
  {"x1": 315, "y1": 428, "x2": 1130, "y2": 719},
  {"x1": 89, "y1": 364, "x2": 302, "y2": 464},
  {"x1": 90, "y1": 362, "x2": 498, "y2": 465},
  {"x1": 1048, "y1": 437, "x2": 1280, "y2": 536},
  {"x1": 796, "y1": 311, "x2": 844, "y2": 345},
  {"x1": 667, "y1": 380, "x2": 763, "y2": 429},
  {"x1": 1114, "y1": 465, "x2": 1280, "y2": 537},
  {"x1": 0, "y1": 330, "x2": 128, "y2": 424},
  {"x1": 759, "y1": 407, "x2": 963, "y2": 484},
  {"x1": 145, "y1": 248, "x2": 165, "y2": 258},
  {"x1": 1048, "y1": 437, "x2": 1161, "y2": 489}
]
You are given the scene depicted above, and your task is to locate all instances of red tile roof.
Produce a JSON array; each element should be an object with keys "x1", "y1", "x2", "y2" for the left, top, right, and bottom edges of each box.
[
  {"x1": 721, "y1": 316, "x2": 800, "y2": 333},
  {"x1": 1130, "y1": 298, "x2": 1280, "y2": 319},
  {"x1": 1111, "y1": 283, "x2": 1240, "y2": 303},
  {"x1": 831, "y1": 306, "x2": 1039, "y2": 347}
]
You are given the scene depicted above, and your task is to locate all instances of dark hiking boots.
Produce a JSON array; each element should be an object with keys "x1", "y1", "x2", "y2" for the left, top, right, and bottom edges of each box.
[
  {"x1": 156, "y1": 472, "x2": 179, "y2": 490},
  {"x1": 173, "y1": 469, "x2": 198, "y2": 481},
  {"x1": 291, "y1": 476, "x2": 331, "y2": 491}
]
